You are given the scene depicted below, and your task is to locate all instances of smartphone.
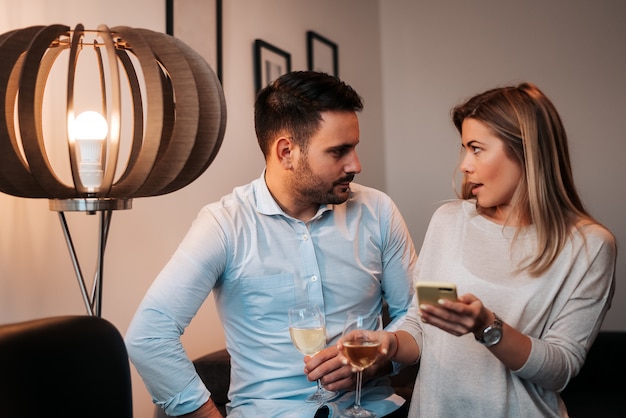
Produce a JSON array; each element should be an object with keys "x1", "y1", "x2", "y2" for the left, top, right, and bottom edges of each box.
[{"x1": 416, "y1": 281, "x2": 458, "y2": 306}]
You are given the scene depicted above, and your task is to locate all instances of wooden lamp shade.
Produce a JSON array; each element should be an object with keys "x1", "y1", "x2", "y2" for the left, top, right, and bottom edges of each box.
[{"x1": 0, "y1": 23, "x2": 226, "y2": 207}]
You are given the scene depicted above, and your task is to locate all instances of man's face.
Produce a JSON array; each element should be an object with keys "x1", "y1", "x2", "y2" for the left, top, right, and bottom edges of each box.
[{"x1": 288, "y1": 111, "x2": 362, "y2": 205}]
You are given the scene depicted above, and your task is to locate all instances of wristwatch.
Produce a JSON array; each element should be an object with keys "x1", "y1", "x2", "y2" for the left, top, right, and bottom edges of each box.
[{"x1": 475, "y1": 312, "x2": 503, "y2": 347}]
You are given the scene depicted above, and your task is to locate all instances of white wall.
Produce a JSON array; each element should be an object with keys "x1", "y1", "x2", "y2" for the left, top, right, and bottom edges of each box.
[
  {"x1": 1, "y1": 1, "x2": 624, "y2": 417},
  {"x1": 380, "y1": 0, "x2": 626, "y2": 330}
]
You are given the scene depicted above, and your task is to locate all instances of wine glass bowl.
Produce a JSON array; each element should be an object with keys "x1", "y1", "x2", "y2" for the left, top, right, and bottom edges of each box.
[
  {"x1": 341, "y1": 311, "x2": 383, "y2": 417},
  {"x1": 342, "y1": 335, "x2": 381, "y2": 370},
  {"x1": 288, "y1": 304, "x2": 338, "y2": 403},
  {"x1": 289, "y1": 324, "x2": 326, "y2": 356}
]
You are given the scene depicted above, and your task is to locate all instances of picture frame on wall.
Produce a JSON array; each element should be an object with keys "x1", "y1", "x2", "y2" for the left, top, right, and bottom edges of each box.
[
  {"x1": 166, "y1": 0, "x2": 223, "y2": 82},
  {"x1": 307, "y1": 31, "x2": 338, "y2": 77},
  {"x1": 254, "y1": 39, "x2": 292, "y2": 94}
]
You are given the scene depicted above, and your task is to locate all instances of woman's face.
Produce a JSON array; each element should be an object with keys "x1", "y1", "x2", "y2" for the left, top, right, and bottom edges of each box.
[{"x1": 459, "y1": 118, "x2": 523, "y2": 223}]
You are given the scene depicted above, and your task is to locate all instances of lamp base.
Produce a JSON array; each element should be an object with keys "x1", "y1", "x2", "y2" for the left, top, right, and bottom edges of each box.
[
  {"x1": 48, "y1": 198, "x2": 132, "y2": 316},
  {"x1": 49, "y1": 198, "x2": 132, "y2": 212}
]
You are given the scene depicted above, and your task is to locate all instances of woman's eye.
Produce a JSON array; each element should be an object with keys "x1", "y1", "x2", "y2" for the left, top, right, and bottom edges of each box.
[{"x1": 471, "y1": 146, "x2": 482, "y2": 155}]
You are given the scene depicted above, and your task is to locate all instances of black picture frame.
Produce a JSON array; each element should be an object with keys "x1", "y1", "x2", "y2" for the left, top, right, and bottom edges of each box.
[
  {"x1": 307, "y1": 31, "x2": 338, "y2": 77},
  {"x1": 254, "y1": 39, "x2": 292, "y2": 94},
  {"x1": 166, "y1": 0, "x2": 223, "y2": 82}
]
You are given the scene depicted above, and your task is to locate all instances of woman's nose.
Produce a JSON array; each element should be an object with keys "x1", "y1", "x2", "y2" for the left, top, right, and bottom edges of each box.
[{"x1": 459, "y1": 153, "x2": 473, "y2": 173}]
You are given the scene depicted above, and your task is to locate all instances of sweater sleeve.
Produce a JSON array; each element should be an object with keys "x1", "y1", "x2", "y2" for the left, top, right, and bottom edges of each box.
[{"x1": 514, "y1": 224, "x2": 616, "y2": 391}]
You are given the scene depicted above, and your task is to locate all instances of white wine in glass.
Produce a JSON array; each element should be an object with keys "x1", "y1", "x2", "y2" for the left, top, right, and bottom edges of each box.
[
  {"x1": 341, "y1": 311, "x2": 383, "y2": 417},
  {"x1": 288, "y1": 304, "x2": 339, "y2": 403},
  {"x1": 290, "y1": 326, "x2": 326, "y2": 355}
]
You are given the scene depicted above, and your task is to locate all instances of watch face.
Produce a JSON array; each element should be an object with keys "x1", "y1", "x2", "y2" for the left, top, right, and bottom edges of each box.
[
  {"x1": 476, "y1": 314, "x2": 503, "y2": 346},
  {"x1": 483, "y1": 327, "x2": 502, "y2": 345}
]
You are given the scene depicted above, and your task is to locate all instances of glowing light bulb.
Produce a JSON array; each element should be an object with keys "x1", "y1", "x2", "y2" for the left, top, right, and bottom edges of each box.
[{"x1": 74, "y1": 111, "x2": 108, "y2": 192}]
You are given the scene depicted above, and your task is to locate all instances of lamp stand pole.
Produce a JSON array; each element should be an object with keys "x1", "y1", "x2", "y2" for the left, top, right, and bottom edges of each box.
[{"x1": 50, "y1": 198, "x2": 131, "y2": 317}]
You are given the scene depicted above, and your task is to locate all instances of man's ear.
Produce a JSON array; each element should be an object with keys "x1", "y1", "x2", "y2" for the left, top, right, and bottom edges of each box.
[{"x1": 275, "y1": 136, "x2": 295, "y2": 169}]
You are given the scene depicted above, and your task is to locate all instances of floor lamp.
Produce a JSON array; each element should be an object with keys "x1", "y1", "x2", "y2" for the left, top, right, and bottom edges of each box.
[{"x1": 0, "y1": 24, "x2": 227, "y2": 316}]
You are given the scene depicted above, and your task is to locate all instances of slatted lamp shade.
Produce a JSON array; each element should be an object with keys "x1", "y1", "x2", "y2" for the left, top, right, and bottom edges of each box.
[{"x1": 0, "y1": 24, "x2": 227, "y2": 316}]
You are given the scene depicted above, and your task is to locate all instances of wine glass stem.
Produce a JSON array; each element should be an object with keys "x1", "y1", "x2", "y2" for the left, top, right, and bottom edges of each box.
[
  {"x1": 317, "y1": 378, "x2": 323, "y2": 392},
  {"x1": 354, "y1": 370, "x2": 363, "y2": 410}
]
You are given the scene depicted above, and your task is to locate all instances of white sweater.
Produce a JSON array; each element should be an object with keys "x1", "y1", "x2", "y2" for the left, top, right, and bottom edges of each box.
[{"x1": 401, "y1": 200, "x2": 616, "y2": 418}]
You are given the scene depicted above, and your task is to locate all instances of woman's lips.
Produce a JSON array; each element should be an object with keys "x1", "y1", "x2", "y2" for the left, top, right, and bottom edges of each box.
[{"x1": 470, "y1": 183, "x2": 483, "y2": 195}]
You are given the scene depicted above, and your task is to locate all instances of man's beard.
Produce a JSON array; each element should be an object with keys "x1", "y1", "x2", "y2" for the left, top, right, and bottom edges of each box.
[{"x1": 290, "y1": 159, "x2": 354, "y2": 205}]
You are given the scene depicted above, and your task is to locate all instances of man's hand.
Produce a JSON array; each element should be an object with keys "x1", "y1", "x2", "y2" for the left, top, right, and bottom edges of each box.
[
  {"x1": 303, "y1": 344, "x2": 355, "y2": 392},
  {"x1": 180, "y1": 398, "x2": 223, "y2": 418}
]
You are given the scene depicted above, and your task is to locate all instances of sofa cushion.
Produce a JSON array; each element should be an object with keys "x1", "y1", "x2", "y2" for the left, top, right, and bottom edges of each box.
[
  {"x1": 560, "y1": 331, "x2": 626, "y2": 417},
  {"x1": 194, "y1": 349, "x2": 232, "y2": 414}
]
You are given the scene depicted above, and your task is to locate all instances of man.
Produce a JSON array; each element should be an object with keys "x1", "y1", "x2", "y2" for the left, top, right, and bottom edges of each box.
[{"x1": 126, "y1": 71, "x2": 416, "y2": 417}]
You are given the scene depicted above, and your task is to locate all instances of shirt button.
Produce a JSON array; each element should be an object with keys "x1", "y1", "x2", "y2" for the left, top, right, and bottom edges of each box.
[
  {"x1": 302, "y1": 234, "x2": 309, "y2": 241},
  {"x1": 311, "y1": 276, "x2": 318, "y2": 282}
]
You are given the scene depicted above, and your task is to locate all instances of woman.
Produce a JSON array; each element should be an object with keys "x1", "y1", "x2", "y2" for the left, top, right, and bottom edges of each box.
[{"x1": 369, "y1": 83, "x2": 616, "y2": 417}]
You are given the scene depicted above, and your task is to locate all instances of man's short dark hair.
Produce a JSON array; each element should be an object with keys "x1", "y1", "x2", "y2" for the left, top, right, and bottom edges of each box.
[{"x1": 254, "y1": 71, "x2": 363, "y2": 157}]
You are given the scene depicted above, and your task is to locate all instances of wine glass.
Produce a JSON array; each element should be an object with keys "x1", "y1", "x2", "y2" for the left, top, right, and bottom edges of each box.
[
  {"x1": 341, "y1": 311, "x2": 383, "y2": 417},
  {"x1": 288, "y1": 304, "x2": 339, "y2": 403}
]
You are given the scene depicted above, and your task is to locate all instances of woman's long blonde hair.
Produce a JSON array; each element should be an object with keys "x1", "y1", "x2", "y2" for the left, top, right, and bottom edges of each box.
[{"x1": 452, "y1": 82, "x2": 595, "y2": 276}]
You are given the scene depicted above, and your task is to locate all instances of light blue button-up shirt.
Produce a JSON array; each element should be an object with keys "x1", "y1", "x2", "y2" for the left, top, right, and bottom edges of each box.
[{"x1": 126, "y1": 172, "x2": 416, "y2": 417}]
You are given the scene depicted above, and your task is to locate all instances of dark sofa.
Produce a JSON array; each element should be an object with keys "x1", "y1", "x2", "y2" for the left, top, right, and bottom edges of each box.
[{"x1": 560, "y1": 331, "x2": 626, "y2": 418}]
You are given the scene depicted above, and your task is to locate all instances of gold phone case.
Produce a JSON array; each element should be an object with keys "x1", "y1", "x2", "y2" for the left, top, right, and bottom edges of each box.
[{"x1": 416, "y1": 281, "x2": 458, "y2": 305}]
